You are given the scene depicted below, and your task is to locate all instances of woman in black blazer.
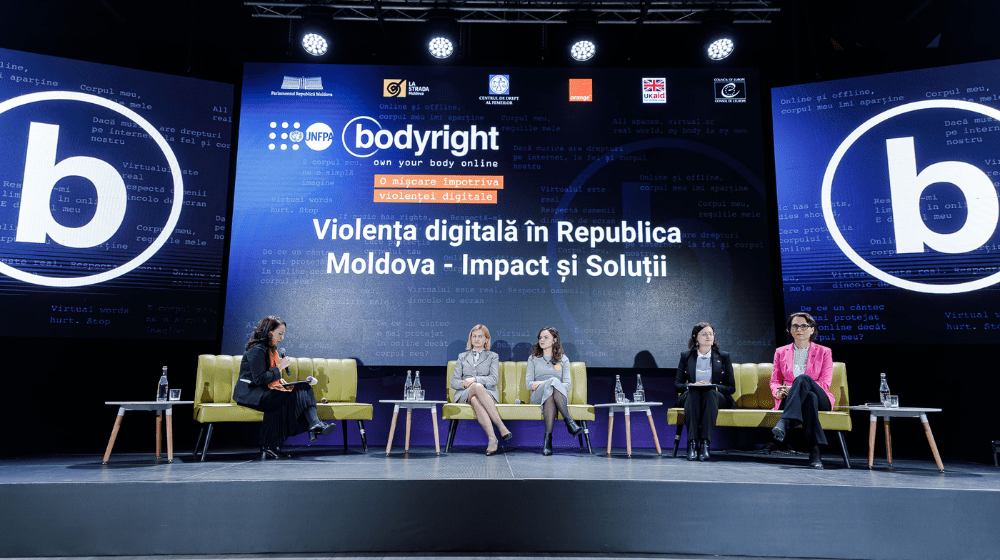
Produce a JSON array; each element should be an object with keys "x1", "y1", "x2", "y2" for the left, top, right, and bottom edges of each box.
[
  {"x1": 674, "y1": 322, "x2": 735, "y2": 461},
  {"x1": 232, "y1": 315, "x2": 335, "y2": 459}
]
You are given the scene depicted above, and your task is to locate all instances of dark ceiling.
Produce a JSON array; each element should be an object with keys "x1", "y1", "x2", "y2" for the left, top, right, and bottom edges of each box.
[{"x1": 0, "y1": 1, "x2": 996, "y2": 89}]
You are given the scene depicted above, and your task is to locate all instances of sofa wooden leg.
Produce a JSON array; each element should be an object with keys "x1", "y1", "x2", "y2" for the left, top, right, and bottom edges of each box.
[
  {"x1": 192, "y1": 425, "x2": 206, "y2": 460},
  {"x1": 200, "y1": 423, "x2": 214, "y2": 462},
  {"x1": 837, "y1": 431, "x2": 851, "y2": 468},
  {"x1": 358, "y1": 420, "x2": 368, "y2": 454},
  {"x1": 446, "y1": 420, "x2": 458, "y2": 453}
]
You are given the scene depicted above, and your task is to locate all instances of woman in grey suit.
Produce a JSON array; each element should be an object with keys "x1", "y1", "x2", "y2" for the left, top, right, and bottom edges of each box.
[
  {"x1": 451, "y1": 324, "x2": 512, "y2": 455},
  {"x1": 527, "y1": 326, "x2": 583, "y2": 456}
]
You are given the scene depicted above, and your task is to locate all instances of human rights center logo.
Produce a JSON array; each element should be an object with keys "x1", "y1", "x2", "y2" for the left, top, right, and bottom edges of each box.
[
  {"x1": 714, "y1": 78, "x2": 746, "y2": 103},
  {"x1": 489, "y1": 75, "x2": 510, "y2": 95},
  {"x1": 569, "y1": 79, "x2": 593, "y2": 102},
  {"x1": 642, "y1": 78, "x2": 666, "y2": 104},
  {"x1": 384, "y1": 79, "x2": 406, "y2": 97}
]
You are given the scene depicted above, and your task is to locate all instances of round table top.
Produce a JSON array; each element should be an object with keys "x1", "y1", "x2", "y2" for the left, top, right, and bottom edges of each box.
[{"x1": 594, "y1": 402, "x2": 663, "y2": 409}]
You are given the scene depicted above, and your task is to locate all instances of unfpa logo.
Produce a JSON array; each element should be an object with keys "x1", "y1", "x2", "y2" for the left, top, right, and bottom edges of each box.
[
  {"x1": 823, "y1": 99, "x2": 1000, "y2": 294},
  {"x1": 0, "y1": 91, "x2": 183, "y2": 287}
]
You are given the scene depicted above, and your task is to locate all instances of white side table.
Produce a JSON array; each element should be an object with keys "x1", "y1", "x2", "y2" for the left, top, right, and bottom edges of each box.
[
  {"x1": 594, "y1": 402, "x2": 663, "y2": 457},
  {"x1": 379, "y1": 400, "x2": 446, "y2": 455},
  {"x1": 103, "y1": 401, "x2": 193, "y2": 463}
]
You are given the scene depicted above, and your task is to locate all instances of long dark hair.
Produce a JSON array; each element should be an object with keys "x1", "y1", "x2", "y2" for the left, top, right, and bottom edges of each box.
[
  {"x1": 246, "y1": 315, "x2": 286, "y2": 351},
  {"x1": 530, "y1": 326, "x2": 564, "y2": 363},
  {"x1": 688, "y1": 321, "x2": 720, "y2": 351}
]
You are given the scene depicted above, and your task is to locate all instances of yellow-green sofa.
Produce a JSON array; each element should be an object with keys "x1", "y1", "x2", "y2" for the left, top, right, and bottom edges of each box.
[
  {"x1": 666, "y1": 362, "x2": 852, "y2": 466},
  {"x1": 442, "y1": 360, "x2": 595, "y2": 453},
  {"x1": 192, "y1": 354, "x2": 372, "y2": 459}
]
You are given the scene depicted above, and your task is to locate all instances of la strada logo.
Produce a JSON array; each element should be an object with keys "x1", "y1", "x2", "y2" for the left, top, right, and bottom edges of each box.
[
  {"x1": 569, "y1": 79, "x2": 593, "y2": 102},
  {"x1": 384, "y1": 79, "x2": 406, "y2": 98}
]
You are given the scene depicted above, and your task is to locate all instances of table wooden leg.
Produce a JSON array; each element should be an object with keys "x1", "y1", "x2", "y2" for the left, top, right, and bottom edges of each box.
[
  {"x1": 921, "y1": 413, "x2": 945, "y2": 472},
  {"x1": 166, "y1": 408, "x2": 174, "y2": 462},
  {"x1": 625, "y1": 407, "x2": 632, "y2": 458},
  {"x1": 102, "y1": 407, "x2": 126, "y2": 464},
  {"x1": 386, "y1": 405, "x2": 399, "y2": 455},
  {"x1": 647, "y1": 409, "x2": 662, "y2": 455},
  {"x1": 884, "y1": 417, "x2": 893, "y2": 467},
  {"x1": 430, "y1": 406, "x2": 440, "y2": 454},
  {"x1": 155, "y1": 412, "x2": 162, "y2": 459},
  {"x1": 404, "y1": 409, "x2": 413, "y2": 452},
  {"x1": 606, "y1": 410, "x2": 614, "y2": 456},
  {"x1": 868, "y1": 414, "x2": 876, "y2": 469}
]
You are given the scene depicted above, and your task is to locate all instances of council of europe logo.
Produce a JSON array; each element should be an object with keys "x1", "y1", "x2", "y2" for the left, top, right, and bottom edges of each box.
[{"x1": 822, "y1": 99, "x2": 1000, "y2": 294}]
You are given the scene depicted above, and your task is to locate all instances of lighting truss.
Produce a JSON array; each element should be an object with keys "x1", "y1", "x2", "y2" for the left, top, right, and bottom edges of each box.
[{"x1": 246, "y1": 1, "x2": 778, "y2": 25}]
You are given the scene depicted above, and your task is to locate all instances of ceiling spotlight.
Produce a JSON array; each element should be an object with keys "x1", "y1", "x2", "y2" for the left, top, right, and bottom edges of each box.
[
  {"x1": 707, "y1": 38, "x2": 734, "y2": 61},
  {"x1": 302, "y1": 33, "x2": 329, "y2": 57},
  {"x1": 570, "y1": 40, "x2": 596, "y2": 62},
  {"x1": 428, "y1": 36, "x2": 454, "y2": 59}
]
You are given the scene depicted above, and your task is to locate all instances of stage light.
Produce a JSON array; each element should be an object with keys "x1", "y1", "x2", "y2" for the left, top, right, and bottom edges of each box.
[
  {"x1": 570, "y1": 40, "x2": 596, "y2": 62},
  {"x1": 707, "y1": 38, "x2": 734, "y2": 61},
  {"x1": 428, "y1": 36, "x2": 454, "y2": 59},
  {"x1": 302, "y1": 32, "x2": 329, "y2": 57}
]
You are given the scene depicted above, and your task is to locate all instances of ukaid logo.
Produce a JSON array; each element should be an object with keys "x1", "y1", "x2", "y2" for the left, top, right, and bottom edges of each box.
[
  {"x1": 0, "y1": 91, "x2": 183, "y2": 287},
  {"x1": 822, "y1": 100, "x2": 1000, "y2": 294},
  {"x1": 342, "y1": 116, "x2": 500, "y2": 157},
  {"x1": 641, "y1": 78, "x2": 666, "y2": 104},
  {"x1": 714, "y1": 78, "x2": 746, "y2": 103}
]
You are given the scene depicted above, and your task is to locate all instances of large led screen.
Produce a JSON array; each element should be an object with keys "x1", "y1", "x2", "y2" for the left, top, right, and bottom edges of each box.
[
  {"x1": 0, "y1": 48, "x2": 233, "y2": 339},
  {"x1": 224, "y1": 64, "x2": 774, "y2": 366},
  {"x1": 773, "y1": 59, "x2": 1000, "y2": 343}
]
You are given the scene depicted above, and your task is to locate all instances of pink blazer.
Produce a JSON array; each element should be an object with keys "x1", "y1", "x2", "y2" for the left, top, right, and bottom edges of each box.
[{"x1": 770, "y1": 343, "x2": 835, "y2": 411}]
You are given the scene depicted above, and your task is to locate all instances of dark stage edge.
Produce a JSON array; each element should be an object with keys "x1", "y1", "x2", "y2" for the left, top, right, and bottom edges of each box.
[{"x1": 2, "y1": 446, "x2": 998, "y2": 560}]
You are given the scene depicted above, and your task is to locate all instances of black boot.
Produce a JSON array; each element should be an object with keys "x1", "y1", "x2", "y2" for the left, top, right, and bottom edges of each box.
[
  {"x1": 699, "y1": 439, "x2": 711, "y2": 461},
  {"x1": 687, "y1": 439, "x2": 698, "y2": 461},
  {"x1": 772, "y1": 419, "x2": 787, "y2": 442},
  {"x1": 542, "y1": 433, "x2": 553, "y2": 456},
  {"x1": 564, "y1": 416, "x2": 584, "y2": 436},
  {"x1": 809, "y1": 445, "x2": 823, "y2": 469},
  {"x1": 261, "y1": 447, "x2": 280, "y2": 460},
  {"x1": 308, "y1": 421, "x2": 336, "y2": 442}
]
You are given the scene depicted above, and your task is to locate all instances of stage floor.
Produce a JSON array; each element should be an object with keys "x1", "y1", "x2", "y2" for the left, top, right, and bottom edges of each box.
[
  {"x1": 2, "y1": 446, "x2": 999, "y2": 560},
  {"x1": 1, "y1": 444, "x2": 995, "y2": 489}
]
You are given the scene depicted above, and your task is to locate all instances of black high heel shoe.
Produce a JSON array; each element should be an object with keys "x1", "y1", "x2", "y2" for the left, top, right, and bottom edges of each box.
[
  {"x1": 502, "y1": 431, "x2": 513, "y2": 442},
  {"x1": 261, "y1": 447, "x2": 281, "y2": 460},
  {"x1": 308, "y1": 421, "x2": 336, "y2": 442},
  {"x1": 542, "y1": 433, "x2": 553, "y2": 456},
  {"x1": 564, "y1": 417, "x2": 584, "y2": 436}
]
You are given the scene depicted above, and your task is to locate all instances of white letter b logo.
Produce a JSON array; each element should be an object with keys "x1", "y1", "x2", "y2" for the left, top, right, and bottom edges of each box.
[
  {"x1": 886, "y1": 136, "x2": 999, "y2": 254},
  {"x1": 17, "y1": 122, "x2": 127, "y2": 247}
]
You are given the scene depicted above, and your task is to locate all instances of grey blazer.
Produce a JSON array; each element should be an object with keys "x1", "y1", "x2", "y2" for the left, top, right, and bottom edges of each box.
[{"x1": 451, "y1": 350, "x2": 500, "y2": 403}]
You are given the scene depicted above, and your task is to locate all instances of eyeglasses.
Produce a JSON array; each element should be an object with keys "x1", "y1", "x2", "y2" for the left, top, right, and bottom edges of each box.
[{"x1": 789, "y1": 324, "x2": 813, "y2": 331}]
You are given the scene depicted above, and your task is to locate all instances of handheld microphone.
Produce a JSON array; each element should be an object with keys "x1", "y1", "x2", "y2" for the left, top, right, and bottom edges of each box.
[{"x1": 279, "y1": 347, "x2": 291, "y2": 375}]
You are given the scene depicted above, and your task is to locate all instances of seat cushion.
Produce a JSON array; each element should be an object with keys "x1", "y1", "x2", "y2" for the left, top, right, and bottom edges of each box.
[
  {"x1": 194, "y1": 403, "x2": 263, "y2": 423},
  {"x1": 667, "y1": 407, "x2": 851, "y2": 431},
  {"x1": 316, "y1": 403, "x2": 373, "y2": 421},
  {"x1": 443, "y1": 403, "x2": 595, "y2": 421}
]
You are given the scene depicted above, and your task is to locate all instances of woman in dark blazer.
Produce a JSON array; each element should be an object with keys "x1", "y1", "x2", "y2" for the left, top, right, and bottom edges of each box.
[
  {"x1": 451, "y1": 324, "x2": 511, "y2": 455},
  {"x1": 674, "y1": 322, "x2": 735, "y2": 461},
  {"x1": 232, "y1": 315, "x2": 335, "y2": 459}
]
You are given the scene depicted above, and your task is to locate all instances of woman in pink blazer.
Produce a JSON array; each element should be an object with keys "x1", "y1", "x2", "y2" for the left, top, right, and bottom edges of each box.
[{"x1": 770, "y1": 312, "x2": 835, "y2": 469}]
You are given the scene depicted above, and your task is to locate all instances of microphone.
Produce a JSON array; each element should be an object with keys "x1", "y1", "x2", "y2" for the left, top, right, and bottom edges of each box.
[{"x1": 278, "y1": 347, "x2": 291, "y2": 375}]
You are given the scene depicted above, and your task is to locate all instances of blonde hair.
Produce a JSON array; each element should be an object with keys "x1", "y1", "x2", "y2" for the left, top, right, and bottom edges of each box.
[{"x1": 466, "y1": 324, "x2": 491, "y2": 351}]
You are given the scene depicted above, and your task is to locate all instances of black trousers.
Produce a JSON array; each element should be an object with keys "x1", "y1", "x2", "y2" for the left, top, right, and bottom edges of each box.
[
  {"x1": 778, "y1": 374, "x2": 832, "y2": 446},
  {"x1": 683, "y1": 387, "x2": 728, "y2": 441},
  {"x1": 252, "y1": 384, "x2": 317, "y2": 448}
]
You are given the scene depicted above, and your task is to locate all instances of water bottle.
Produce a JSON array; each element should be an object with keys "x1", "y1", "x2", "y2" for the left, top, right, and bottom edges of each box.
[
  {"x1": 614, "y1": 374, "x2": 624, "y2": 403},
  {"x1": 634, "y1": 374, "x2": 645, "y2": 403},
  {"x1": 404, "y1": 370, "x2": 413, "y2": 400},
  {"x1": 413, "y1": 370, "x2": 422, "y2": 400},
  {"x1": 878, "y1": 373, "x2": 890, "y2": 406},
  {"x1": 156, "y1": 366, "x2": 169, "y2": 401}
]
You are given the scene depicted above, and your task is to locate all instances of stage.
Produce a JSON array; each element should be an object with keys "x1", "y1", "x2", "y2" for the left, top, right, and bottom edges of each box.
[{"x1": 2, "y1": 444, "x2": 998, "y2": 560}]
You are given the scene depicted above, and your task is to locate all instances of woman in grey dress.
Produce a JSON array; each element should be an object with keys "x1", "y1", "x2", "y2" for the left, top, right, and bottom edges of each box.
[
  {"x1": 451, "y1": 324, "x2": 512, "y2": 455},
  {"x1": 526, "y1": 326, "x2": 583, "y2": 456}
]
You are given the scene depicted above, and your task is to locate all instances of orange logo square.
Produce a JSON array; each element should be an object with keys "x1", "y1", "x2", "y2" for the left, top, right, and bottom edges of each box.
[{"x1": 569, "y1": 79, "x2": 592, "y2": 102}]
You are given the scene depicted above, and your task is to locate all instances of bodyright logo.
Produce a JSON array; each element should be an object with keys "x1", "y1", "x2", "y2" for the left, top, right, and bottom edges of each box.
[
  {"x1": 0, "y1": 91, "x2": 183, "y2": 287},
  {"x1": 822, "y1": 99, "x2": 1000, "y2": 294}
]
